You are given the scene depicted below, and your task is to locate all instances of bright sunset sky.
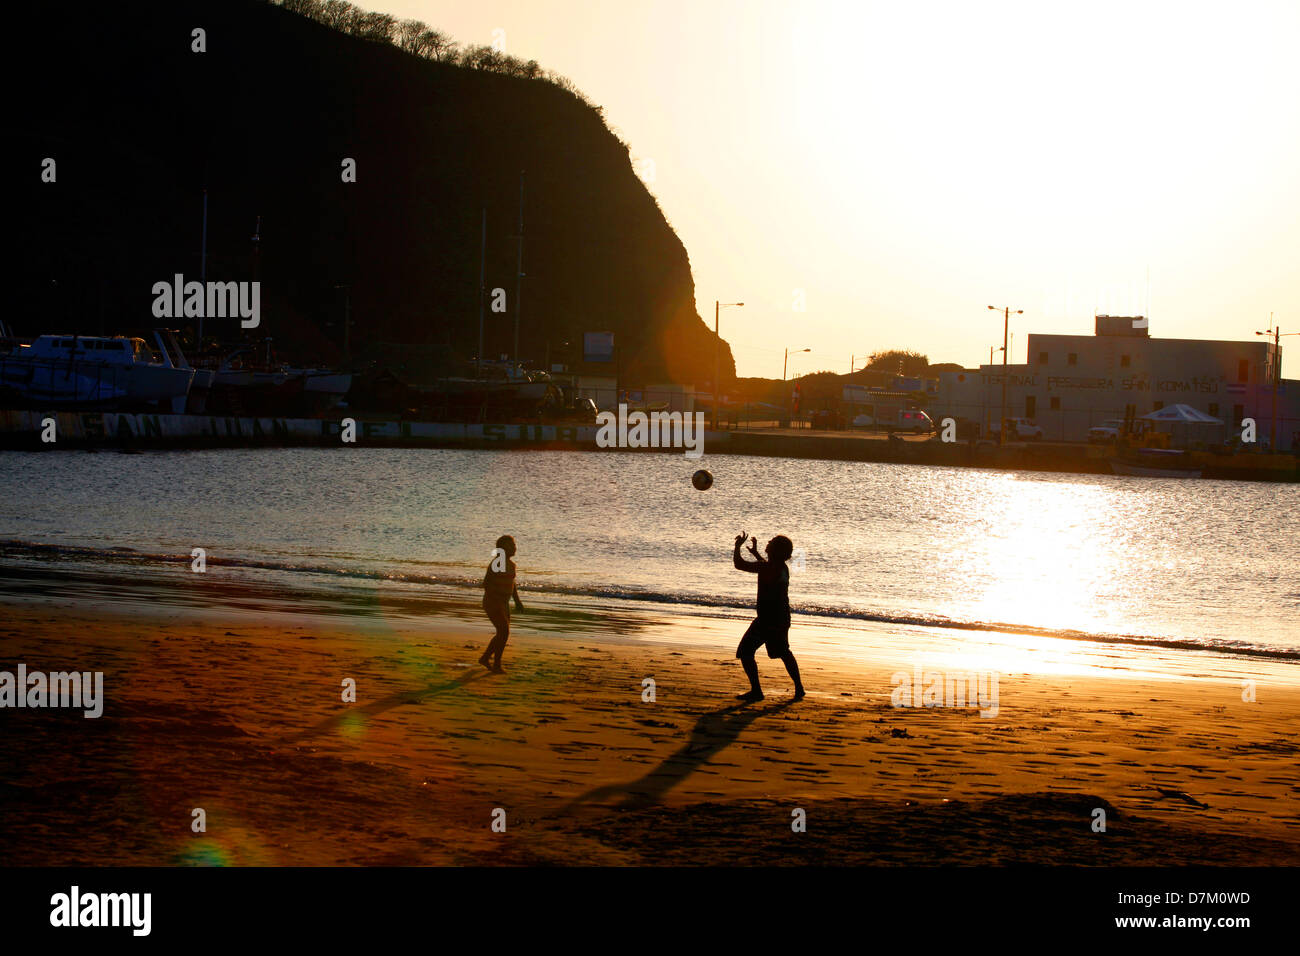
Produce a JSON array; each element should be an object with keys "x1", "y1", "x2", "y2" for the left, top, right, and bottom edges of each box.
[{"x1": 371, "y1": 0, "x2": 1300, "y2": 379}]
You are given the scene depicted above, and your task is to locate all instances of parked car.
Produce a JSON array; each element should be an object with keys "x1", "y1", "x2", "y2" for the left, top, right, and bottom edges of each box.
[
  {"x1": 989, "y1": 417, "x2": 1043, "y2": 440},
  {"x1": 856, "y1": 409, "x2": 934, "y2": 433},
  {"x1": 1088, "y1": 419, "x2": 1126, "y2": 443},
  {"x1": 894, "y1": 409, "x2": 935, "y2": 434}
]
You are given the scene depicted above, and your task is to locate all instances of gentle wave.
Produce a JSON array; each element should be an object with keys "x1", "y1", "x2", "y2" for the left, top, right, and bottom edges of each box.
[{"x1": 3, "y1": 537, "x2": 1297, "y2": 663}]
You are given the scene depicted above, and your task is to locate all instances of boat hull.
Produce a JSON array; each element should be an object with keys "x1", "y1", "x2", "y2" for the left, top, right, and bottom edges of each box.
[{"x1": 0, "y1": 356, "x2": 193, "y2": 411}]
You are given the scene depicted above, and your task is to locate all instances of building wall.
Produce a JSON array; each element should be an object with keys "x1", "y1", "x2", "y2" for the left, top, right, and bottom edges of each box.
[{"x1": 931, "y1": 328, "x2": 1296, "y2": 448}]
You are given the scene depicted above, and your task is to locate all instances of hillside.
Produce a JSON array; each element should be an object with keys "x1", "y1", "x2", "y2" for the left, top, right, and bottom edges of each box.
[{"x1": 3, "y1": 0, "x2": 733, "y2": 387}]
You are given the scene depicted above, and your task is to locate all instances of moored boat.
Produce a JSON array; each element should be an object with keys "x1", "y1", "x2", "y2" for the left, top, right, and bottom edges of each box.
[{"x1": 0, "y1": 334, "x2": 195, "y2": 412}]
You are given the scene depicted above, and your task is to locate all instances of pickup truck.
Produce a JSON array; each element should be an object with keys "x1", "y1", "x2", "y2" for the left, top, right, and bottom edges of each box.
[{"x1": 1087, "y1": 420, "x2": 1126, "y2": 443}]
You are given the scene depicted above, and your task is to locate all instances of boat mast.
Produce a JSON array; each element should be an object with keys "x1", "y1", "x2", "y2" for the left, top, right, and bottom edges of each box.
[
  {"x1": 513, "y1": 170, "x2": 524, "y2": 372},
  {"x1": 477, "y1": 207, "x2": 486, "y2": 378},
  {"x1": 198, "y1": 188, "x2": 208, "y2": 346}
]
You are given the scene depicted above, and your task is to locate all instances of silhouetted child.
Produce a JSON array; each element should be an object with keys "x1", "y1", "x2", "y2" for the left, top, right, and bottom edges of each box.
[
  {"x1": 479, "y1": 535, "x2": 524, "y2": 673},
  {"x1": 732, "y1": 531, "x2": 804, "y2": 701}
]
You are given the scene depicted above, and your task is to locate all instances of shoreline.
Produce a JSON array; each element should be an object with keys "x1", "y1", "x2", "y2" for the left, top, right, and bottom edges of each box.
[
  {"x1": 3, "y1": 551, "x2": 1299, "y2": 668},
  {"x1": 2, "y1": 581, "x2": 1298, "y2": 866},
  {"x1": 3, "y1": 409, "x2": 1296, "y2": 482}
]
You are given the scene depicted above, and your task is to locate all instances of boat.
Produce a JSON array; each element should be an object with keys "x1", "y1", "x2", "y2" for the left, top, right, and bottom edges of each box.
[
  {"x1": 0, "y1": 333, "x2": 195, "y2": 412},
  {"x1": 203, "y1": 340, "x2": 352, "y2": 417},
  {"x1": 150, "y1": 329, "x2": 215, "y2": 414},
  {"x1": 1110, "y1": 447, "x2": 1202, "y2": 478}
]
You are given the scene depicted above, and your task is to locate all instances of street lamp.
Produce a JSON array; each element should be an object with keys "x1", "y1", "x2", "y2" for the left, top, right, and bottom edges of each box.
[
  {"x1": 713, "y1": 300, "x2": 743, "y2": 430},
  {"x1": 989, "y1": 305, "x2": 1022, "y2": 446},
  {"x1": 1255, "y1": 317, "x2": 1299, "y2": 451},
  {"x1": 783, "y1": 347, "x2": 810, "y2": 381}
]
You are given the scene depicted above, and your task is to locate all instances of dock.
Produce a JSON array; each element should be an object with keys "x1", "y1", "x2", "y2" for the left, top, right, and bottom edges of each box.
[{"x1": 1, "y1": 410, "x2": 1294, "y2": 482}]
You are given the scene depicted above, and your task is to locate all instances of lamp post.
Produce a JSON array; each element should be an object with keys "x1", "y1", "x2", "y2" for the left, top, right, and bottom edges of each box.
[
  {"x1": 989, "y1": 305, "x2": 1021, "y2": 445},
  {"x1": 1255, "y1": 317, "x2": 1299, "y2": 451},
  {"x1": 783, "y1": 347, "x2": 810, "y2": 381},
  {"x1": 713, "y1": 300, "x2": 743, "y2": 430}
]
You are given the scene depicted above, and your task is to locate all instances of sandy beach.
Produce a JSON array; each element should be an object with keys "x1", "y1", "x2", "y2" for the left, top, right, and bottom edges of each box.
[{"x1": 2, "y1": 573, "x2": 1297, "y2": 867}]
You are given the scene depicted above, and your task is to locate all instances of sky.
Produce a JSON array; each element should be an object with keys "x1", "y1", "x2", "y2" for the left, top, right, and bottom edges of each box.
[{"x1": 369, "y1": 0, "x2": 1300, "y2": 379}]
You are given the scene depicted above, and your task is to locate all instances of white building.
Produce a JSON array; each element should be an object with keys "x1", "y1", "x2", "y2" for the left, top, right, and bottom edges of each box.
[{"x1": 932, "y1": 316, "x2": 1297, "y2": 449}]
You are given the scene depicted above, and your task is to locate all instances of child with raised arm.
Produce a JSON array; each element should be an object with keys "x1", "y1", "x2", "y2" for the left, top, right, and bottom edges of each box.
[
  {"x1": 732, "y1": 530, "x2": 804, "y2": 702},
  {"x1": 479, "y1": 534, "x2": 524, "y2": 673}
]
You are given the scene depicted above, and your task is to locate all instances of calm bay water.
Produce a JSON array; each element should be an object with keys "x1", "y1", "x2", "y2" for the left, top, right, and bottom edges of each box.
[{"x1": 1, "y1": 448, "x2": 1298, "y2": 657}]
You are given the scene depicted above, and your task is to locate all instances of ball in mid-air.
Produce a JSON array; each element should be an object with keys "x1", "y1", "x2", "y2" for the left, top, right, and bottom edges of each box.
[{"x1": 691, "y1": 469, "x2": 713, "y2": 491}]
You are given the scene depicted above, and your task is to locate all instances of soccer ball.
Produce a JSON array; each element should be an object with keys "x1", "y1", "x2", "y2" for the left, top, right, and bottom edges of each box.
[{"x1": 692, "y1": 469, "x2": 713, "y2": 491}]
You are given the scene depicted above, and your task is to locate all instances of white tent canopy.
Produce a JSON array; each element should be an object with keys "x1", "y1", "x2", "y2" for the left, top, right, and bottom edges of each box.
[{"x1": 1139, "y1": 403, "x2": 1222, "y2": 424}]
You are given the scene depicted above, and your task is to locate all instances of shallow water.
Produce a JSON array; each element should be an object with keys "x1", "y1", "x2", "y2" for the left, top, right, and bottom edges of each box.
[{"x1": 2, "y1": 447, "x2": 1297, "y2": 658}]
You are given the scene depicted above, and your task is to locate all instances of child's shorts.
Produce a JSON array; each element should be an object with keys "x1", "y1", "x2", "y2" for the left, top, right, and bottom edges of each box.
[{"x1": 736, "y1": 618, "x2": 790, "y2": 659}]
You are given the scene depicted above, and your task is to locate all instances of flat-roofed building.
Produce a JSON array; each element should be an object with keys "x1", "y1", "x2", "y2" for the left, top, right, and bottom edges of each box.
[{"x1": 931, "y1": 316, "x2": 1297, "y2": 449}]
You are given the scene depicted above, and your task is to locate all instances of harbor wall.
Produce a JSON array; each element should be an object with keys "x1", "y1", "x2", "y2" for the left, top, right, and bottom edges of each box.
[{"x1": 0, "y1": 409, "x2": 1294, "y2": 481}]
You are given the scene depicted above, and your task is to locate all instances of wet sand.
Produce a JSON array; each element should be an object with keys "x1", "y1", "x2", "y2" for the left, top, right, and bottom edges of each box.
[{"x1": 2, "y1": 584, "x2": 1298, "y2": 866}]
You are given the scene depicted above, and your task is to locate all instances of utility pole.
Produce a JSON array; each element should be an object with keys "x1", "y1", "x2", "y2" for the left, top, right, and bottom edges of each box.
[
  {"x1": 1273, "y1": 325, "x2": 1279, "y2": 451},
  {"x1": 1256, "y1": 316, "x2": 1299, "y2": 451},
  {"x1": 989, "y1": 305, "x2": 1021, "y2": 445},
  {"x1": 784, "y1": 347, "x2": 810, "y2": 428}
]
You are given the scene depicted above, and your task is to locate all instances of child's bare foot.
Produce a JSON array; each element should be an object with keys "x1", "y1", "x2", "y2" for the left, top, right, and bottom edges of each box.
[
  {"x1": 792, "y1": 687, "x2": 806, "y2": 701},
  {"x1": 736, "y1": 689, "x2": 764, "y2": 702},
  {"x1": 478, "y1": 653, "x2": 493, "y2": 671}
]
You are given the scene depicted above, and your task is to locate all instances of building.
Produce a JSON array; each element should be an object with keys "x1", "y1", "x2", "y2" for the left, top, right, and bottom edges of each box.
[{"x1": 931, "y1": 316, "x2": 1298, "y2": 449}]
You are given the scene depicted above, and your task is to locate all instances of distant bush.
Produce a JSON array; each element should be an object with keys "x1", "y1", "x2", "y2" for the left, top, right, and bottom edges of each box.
[{"x1": 273, "y1": 0, "x2": 591, "y2": 105}]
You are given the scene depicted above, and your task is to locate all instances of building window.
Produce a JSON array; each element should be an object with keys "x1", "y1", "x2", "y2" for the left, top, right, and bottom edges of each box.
[
  {"x1": 1208, "y1": 403, "x2": 1219, "y2": 417},
  {"x1": 1120, "y1": 355, "x2": 1131, "y2": 367},
  {"x1": 1026, "y1": 396, "x2": 1036, "y2": 418},
  {"x1": 1233, "y1": 404, "x2": 1245, "y2": 426},
  {"x1": 1038, "y1": 351, "x2": 1048, "y2": 365},
  {"x1": 1068, "y1": 353, "x2": 1078, "y2": 366},
  {"x1": 1050, "y1": 396, "x2": 1060, "y2": 410},
  {"x1": 1238, "y1": 359, "x2": 1249, "y2": 383}
]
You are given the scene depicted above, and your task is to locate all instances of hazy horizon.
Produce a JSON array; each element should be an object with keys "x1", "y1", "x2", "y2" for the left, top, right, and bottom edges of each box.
[{"x1": 365, "y1": 0, "x2": 1300, "y2": 380}]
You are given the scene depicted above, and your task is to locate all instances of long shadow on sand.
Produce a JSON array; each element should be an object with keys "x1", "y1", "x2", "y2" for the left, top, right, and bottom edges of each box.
[
  {"x1": 566, "y1": 699, "x2": 795, "y2": 811},
  {"x1": 279, "y1": 668, "x2": 491, "y2": 744}
]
